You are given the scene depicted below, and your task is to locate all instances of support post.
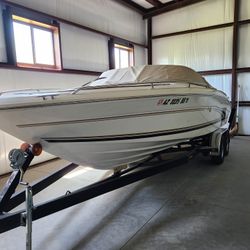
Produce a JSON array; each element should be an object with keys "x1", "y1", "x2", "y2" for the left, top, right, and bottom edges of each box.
[
  {"x1": 2, "y1": 6, "x2": 16, "y2": 65},
  {"x1": 231, "y1": 0, "x2": 240, "y2": 109},
  {"x1": 108, "y1": 39, "x2": 115, "y2": 69},
  {"x1": 147, "y1": 18, "x2": 152, "y2": 65}
]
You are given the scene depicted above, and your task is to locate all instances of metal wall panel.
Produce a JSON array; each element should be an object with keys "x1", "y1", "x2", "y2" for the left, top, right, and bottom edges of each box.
[
  {"x1": 152, "y1": 27, "x2": 233, "y2": 71},
  {"x1": 60, "y1": 23, "x2": 109, "y2": 72},
  {"x1": 204, "y1": 74, "x2": 232, "y2": 101},
  {"x1": 9, "y1": 0, "x2": 146, "y2": 44},
  {"x1": 239, "y1": 0, "x2": 250, "y2": 20},
  {"x1": 238, "y1": 73, "x2": 250, "y2": 102},
  {"x1": 134, "y1": 45, "x2": 147, "y2": 66},
  {"x1": 152, "y1": 0, "x2": 234, "y2": 36},
  {"x1": 238, "y1": 25, "x2": 250, "y2": 68},
  {"x1": 238, "y1": 108, "x2": 250, "y2": 135}
]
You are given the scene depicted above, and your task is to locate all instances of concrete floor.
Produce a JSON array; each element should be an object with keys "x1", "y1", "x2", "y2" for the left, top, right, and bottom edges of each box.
[{"x1": 0, "y1": 136, "x2": 250, "y2": 250}]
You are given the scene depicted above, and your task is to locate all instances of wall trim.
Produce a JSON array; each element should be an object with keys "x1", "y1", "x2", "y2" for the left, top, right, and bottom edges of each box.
[
  {"x1": 0, "y1": 63, "x2": 102, "y2": 75},
  {"x1": 239, "y1": 101, "x2": 250, "y2": 107},
  {"x1": 152, "y1": 19, "x2": 250, "y2": 40},
  {"x1": 152, "y1": 22, "x2": 233, "y2": 39},
  {"x1": 147, "y1": 18, "x2": 152, "y2": 64},
  {"x1": 1, "y1": 63, "x2": 250, "y2": 76},
  {"x1": 198, "y1": 69, "x2": 232, "y2": 75}
]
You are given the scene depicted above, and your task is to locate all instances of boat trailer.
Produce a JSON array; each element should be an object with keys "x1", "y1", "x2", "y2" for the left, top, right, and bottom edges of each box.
[{"x1": 0, "y1": 125, "x2": 233, "y2": 249}]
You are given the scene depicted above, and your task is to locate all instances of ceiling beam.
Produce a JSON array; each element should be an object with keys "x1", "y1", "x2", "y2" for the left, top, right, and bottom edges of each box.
[
  {"x1": 145, "y1": 0, "x2": 163, "y2": 8},
  {"x1": 144, "y1": 0, "x2": 206, "y2": 19},
  {"x1": 115, "y1": 0, "x2": 147, "y2": 15}
]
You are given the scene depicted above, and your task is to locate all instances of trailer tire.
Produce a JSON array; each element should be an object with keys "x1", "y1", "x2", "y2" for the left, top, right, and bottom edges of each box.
[
  {"x1": 224, "y1": 131, "x2": 230, "y2": 156},
  {"x1": 211, "y1": 135, "x2": 225, "y2": 164}
]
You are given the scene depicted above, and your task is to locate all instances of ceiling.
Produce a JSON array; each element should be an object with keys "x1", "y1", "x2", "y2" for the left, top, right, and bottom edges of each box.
[{"x1": 116, "y1": 0, "x2": 205, "y2": 18}]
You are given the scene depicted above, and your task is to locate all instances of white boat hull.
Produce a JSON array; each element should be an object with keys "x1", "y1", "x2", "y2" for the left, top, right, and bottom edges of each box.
[{"x1": 0, "y1": 89, "x2": 230, "y2": 169}]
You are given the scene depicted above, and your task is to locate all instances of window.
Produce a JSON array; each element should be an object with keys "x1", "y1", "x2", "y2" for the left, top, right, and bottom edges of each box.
[
  {"x1": 114, "y1": 44, "x2": 134, "y2": 69},
  {"x1": 12, "y1": 15, "x2": 61, "y2": 70}
]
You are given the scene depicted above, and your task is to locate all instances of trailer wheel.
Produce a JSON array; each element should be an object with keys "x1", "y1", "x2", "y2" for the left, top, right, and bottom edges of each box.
[
  {"x1": 224, "y1": 131, "x2": 230, "y2": 156},
  {"x1": 211, "y1": 135, "x2": 225, "y2": 164}
]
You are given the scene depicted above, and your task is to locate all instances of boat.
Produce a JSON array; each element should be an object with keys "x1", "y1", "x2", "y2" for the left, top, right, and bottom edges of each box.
[{"x1": 0, "y1": 65, "x2": 231, "y2": 169}]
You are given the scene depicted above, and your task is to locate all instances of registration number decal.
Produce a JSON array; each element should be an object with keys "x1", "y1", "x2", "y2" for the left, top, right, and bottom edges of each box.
[{"x1": 157, "y1": 97, "x2": 189, "y2": 106}]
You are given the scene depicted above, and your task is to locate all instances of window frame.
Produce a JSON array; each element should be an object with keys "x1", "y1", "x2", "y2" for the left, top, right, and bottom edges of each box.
[
  {"x1": 114, "y1": 44, "x2": 134, "y2": 69},
  {"x1": 12, "y1": 15, "x2": 61, "y2": 70},
  {"x1": 108, "y1": 39, "x2": 134, "y2": 69},
  {"x1": 2, "y1": 6, "x2": 62, "y2": 71}
]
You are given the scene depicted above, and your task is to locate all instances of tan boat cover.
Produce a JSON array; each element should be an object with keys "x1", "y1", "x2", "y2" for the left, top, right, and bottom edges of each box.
[{"x1": 95, "y1": 65, "x2": 211, "y2": 87}]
